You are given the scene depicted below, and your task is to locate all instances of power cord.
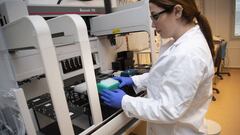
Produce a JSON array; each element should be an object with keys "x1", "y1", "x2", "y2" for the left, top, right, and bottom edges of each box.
[{"x1": 57, "y1": 0, "x2": 63, "y2": 4}]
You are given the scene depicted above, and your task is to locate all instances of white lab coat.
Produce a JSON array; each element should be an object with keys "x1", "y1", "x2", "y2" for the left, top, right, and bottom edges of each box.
[{"x1": 122, "y1": 25, "x2": 214, "y2": 135}]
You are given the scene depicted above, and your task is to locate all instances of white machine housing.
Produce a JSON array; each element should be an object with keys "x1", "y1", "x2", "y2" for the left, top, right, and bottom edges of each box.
[
  {"x1": 91, "y1": 0, "x2": 151, "y2": 35},
  {"x1": 90, "y1": 0, "x2": 158, "y2": 63},
  {"x1": 0, "y1": 0, "x2": 28, "y2": 27},
  {"x1": 2, "y1": 15, "x2": 76, "y2": 135}
]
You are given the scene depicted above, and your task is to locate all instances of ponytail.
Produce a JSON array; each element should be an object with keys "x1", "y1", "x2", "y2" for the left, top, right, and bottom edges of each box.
[{"x1": 196, "y1": 13, "x2": 215, "y2": 58}]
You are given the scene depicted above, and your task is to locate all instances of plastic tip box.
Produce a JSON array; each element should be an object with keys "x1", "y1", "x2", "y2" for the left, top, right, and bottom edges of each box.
[{"x1": 97, "y1": 78, "x2": 120, "y2": 93}]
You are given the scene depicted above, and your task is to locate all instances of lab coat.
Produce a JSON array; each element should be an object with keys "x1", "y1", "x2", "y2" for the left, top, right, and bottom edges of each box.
[{"x1": 122, "y1": 25, "x2": 214, "y2": 135}]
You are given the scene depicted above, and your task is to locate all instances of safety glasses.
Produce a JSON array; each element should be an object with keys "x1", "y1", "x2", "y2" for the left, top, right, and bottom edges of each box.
[
  {"x1": 150, "y1": 5, "x2": 175, "y2": 21},
  {"x1": 150, "y1": 10, "x2": 168, "y2": 21}
]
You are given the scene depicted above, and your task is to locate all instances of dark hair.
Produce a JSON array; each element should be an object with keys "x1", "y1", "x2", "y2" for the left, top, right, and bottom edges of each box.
[{"x1": 149, "y1": 0, "x2": 214, "y2": 57}]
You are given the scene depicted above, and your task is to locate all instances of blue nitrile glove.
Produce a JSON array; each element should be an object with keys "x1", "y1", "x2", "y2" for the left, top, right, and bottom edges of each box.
[
  {"x1": 113, "y1": 76, "x2": 133, "y2": 88},
  {"x1": 100, "y1": 89, "x2": 126, "y2": 109}
]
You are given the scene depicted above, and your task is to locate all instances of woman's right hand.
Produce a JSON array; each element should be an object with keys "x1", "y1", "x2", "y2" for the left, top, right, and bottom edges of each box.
[{"x1": 113, "y1": 76, "x2": 134, "y2": 88}]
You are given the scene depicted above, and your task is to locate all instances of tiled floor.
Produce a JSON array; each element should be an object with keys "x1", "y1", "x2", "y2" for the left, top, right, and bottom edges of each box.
[{"x1": 128, "y1": 69, "x2": 240, "y2": 135}]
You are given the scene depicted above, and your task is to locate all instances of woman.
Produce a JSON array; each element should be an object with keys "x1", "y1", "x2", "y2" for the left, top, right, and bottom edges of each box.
[{"x1": 100, "y1": 0, "x2": 214, "y2": 134}]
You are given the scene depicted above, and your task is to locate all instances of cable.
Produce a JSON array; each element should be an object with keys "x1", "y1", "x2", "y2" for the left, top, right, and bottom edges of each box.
[
  {"x1": 57, "y1": 0, "x2": 63, "y2": 4},
  {"x1": 114, "y1": 35, "x2": 125, "y2": 50}
]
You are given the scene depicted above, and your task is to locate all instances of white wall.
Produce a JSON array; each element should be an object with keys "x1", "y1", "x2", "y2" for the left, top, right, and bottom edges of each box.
[{"x1": 204, "y1": 0, "x2": 240, "y2": 68}]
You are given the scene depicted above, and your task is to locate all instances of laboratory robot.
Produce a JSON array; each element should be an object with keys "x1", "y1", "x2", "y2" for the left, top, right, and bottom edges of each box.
[{"x1": 0, "y1": 0, "x2": 159, "y2": 134}]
